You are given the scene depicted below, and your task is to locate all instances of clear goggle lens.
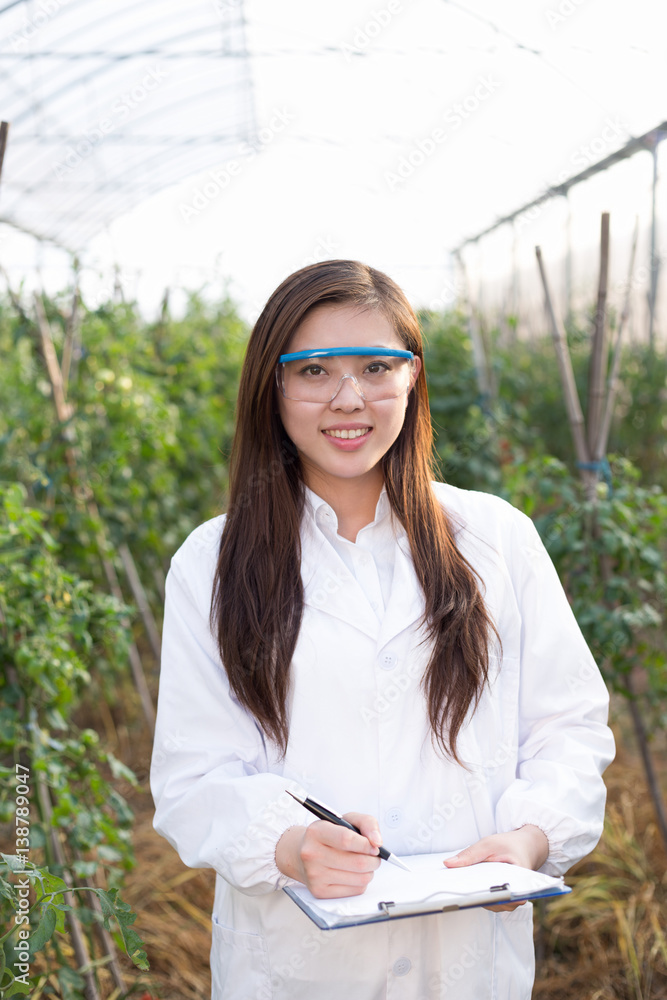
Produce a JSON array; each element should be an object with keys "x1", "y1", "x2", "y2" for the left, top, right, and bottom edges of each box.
[{"x1": 277, "y1": 347, "x2": 416, "y2": 403}]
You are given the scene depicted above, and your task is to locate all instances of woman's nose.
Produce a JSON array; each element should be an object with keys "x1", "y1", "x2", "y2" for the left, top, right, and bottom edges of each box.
[{"x1": 330, "y1": 374, "x2": 365, "y2": 409}]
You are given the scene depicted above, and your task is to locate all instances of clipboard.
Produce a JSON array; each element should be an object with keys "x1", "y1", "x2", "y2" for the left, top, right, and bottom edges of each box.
[{"x1": 283, "y1": 853, "x2": 571, "y2": 930}]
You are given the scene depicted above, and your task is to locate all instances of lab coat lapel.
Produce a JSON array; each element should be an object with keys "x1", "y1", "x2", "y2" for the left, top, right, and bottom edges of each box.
[
  {"x1": 300, "y1": 518, "x2": 379, "y2": 640},
  {"x1": 376, "y1": 532, "x2": 424, "y2": 648}
]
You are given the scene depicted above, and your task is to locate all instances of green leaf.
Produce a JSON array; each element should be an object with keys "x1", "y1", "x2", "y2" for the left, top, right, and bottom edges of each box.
[
  {"x1": 28, "y1": 906, "x2": 57, "y2": 954},
  {"x1": 33, "y1": 868, "x2": 69, "y2": 902},
  {"x1": 56, "y1": 964, "x2": 87, "y2": 1000},
  {"x1": 95, "y1": 888, "x2": 149, "y2": 971},
  {"x1": 4, "y1": 978, "x2": 32, "y2": 996}
]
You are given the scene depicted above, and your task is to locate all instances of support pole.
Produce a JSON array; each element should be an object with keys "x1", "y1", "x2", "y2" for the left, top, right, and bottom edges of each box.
[
  {"x1": 594, "y1": 218, "x2": 639, "y2": 461},
  {"x1": 564, "y1": 192, "x2": 573, "y2": 324},
  {"x1": 33, "y1": 293, "x2": 156, "y2": 731},
  {"x1": 455, "y1": 251, "x2": 494, "y2": 403},
  {"x1": 119, "y1": 543, "x2": 162, "y2": 663},
  {"x1": 37, "y1": 781, "x2": 102, "y2": 1000},
  {"x1": 535, "y1": 246, "x2": 595, "y2": 496},
  {"x1": 587, "y1": 213, "x2": 610, "y2": 456},
  {"x1": 648, "y1": 140, "x2": 660, "y2": 350},
  {"x1": 0, "y1": 121, "x2": 9, "y2": 184}
]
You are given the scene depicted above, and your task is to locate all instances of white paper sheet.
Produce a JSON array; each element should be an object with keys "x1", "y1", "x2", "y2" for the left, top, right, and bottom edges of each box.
[{"x1": 286, "y1": 853, "x2": 566, "y2": 924}]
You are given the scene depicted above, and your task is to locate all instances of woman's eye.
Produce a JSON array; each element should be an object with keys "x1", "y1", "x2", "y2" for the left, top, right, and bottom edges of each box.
[
  {"x1": 300, "y1": 365, "x2": 326, "y2": 377},
  {"x1": 365, "y1": 362, "x2": 390, "y2": 375}
]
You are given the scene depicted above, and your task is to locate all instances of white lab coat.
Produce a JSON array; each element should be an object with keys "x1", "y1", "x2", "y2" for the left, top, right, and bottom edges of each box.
[{"x1": 151, "y1": 482, "x2": 614, "y2": 1000}]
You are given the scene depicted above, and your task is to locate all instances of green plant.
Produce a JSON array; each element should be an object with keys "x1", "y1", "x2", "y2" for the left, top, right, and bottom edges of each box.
[
  {"x1": 0, "y1": 854, "x2": 148, "y2": 998},
  {"x1": 0, "y1": 482, "x2": 146, "y2": 997}
]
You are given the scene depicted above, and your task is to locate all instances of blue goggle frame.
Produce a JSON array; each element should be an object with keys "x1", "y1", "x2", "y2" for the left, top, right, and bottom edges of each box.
[{"x1": 278, "y1": 346, "x2": 414, "y2": 363}]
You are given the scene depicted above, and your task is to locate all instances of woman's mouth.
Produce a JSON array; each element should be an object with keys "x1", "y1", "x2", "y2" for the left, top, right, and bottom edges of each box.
[{"x1": 323, "y1": 428, "x2": 371, "y2": 440}]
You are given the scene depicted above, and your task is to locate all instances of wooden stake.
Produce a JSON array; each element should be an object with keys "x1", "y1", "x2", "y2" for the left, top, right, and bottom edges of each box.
[
  {"x1": 37, "y1": 781, "x2": 102, "y2": 1000},
  {"x1": 625, "y1": 672, "x2": 667, "y2": 853},
  {"x1": 455, "y1": 252, "x2": 494, "y2": 401},
  {"x1": 62, "y1": 283, "x2": 81, "y2": 394},
  {"x1": 71, "y1": 846, "x2": 127, "y2": 994},
  {"x1": 535, "y1": 246, "x2": 594, "y2": 494},
  {"x1": 587, "y1": 213, "x2": 610, "y2": 455},
  {"x1": 594, "y1": 218, "x2": 639, "y2": 461},
  {"x1": 0, "y1": 121, "x2": 9, "y2": 185},
  {"x1": 119, "y1": 543, "x2": 162, "y2": 663},
  {"x1": 32, "y1": 293, "x2": 156, "y2": 732},
  {"x1": 34, "y1": 295, "x2": 74, "y2": 424}
]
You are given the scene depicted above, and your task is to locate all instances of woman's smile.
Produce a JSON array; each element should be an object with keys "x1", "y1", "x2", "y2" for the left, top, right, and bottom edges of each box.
[{"x1": 322, "y1": 424, "x2": 373, "y2": 446}]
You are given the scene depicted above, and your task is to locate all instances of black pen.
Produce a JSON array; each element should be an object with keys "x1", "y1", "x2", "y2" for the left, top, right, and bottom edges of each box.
[{"x1": 286, "y1": 790, "x2": 412, "y2": 872}]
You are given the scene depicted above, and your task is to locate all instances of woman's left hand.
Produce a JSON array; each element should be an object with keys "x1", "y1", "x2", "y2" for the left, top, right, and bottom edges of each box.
[{"x1": 443, "y1": 825, "x2": 549, "y2": 912}]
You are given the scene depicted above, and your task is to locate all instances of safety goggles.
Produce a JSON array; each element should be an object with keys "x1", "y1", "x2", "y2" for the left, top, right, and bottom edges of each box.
[{"x1": 276, "y1": 346, "x2": 417, "y2": 403}]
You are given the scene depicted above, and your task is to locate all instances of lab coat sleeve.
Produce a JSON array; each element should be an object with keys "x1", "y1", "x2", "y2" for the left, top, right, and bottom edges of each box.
[
  {"x1": 494, "y1": 508, "x2": 615, "y2": 876},
  {"x1": 150, "y1": 526, "x2": 309, "y2": 895}
]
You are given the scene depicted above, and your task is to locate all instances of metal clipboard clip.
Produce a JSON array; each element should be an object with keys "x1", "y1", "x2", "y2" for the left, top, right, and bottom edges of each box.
[{"x1": 377, "y1": 883, "x2": 513, "y2": 917}]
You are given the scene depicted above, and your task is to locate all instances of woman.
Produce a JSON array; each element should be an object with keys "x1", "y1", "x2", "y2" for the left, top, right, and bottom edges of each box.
[{"x1": 151, "y1": 260, "x2": 614, "y2": 999}]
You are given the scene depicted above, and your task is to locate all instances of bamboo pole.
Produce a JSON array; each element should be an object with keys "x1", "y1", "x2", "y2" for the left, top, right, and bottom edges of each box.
[
  {"x1": 454, "y1": 252, "x2": 494, "y2": 402},
  {"x1": 62, "y1": 282, "x2": 81, "y2": 393},
  {"x1": 587, "y1": 214, "x2": 610, "y2": 455},
  {"x1": 648, "y1": 141, "x2": 659, "y2": 351},
  {"x1": 37, "y1": 781, "x2": 102, "y2": 1000},
  {"x1": 594, "y1": 219, "x2": 639, "y2": 461},
  {"x1": 71, "y1": 846, "x2": 127, "y2": 993},
  {"x1": 0, "y1": 121, "x2": 9, "y2": 184},
  {"x1": 32, "y1": 294, "x2": 156, "y2": 731},
  {"x1": 152, "y1": 565, "x2": 166, "y2": 604},
  {"x1": 535, "y1": 246, "x2": 594, "y2": 495},
  {"x1": 119, "y1": 543, "x2": 162, "y2": 663},
  {"x1": 625, "y1": 674, "x2": 667, "y2": 852}
]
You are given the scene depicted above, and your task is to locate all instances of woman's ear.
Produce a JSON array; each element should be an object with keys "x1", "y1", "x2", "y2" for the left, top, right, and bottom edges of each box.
[{"x1": 410, "y1": 356, "x2": 422, "y2": 389}]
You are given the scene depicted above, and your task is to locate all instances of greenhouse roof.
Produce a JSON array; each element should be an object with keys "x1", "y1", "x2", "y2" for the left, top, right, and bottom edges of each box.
[{"x1": 0, "y1": 0, "x2": 256, "y2": 250}]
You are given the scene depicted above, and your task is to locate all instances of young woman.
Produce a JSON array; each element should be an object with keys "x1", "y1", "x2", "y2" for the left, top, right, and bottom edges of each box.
[{"x1": 151, "y1": 260, "x2": 614, "y2": 1000}]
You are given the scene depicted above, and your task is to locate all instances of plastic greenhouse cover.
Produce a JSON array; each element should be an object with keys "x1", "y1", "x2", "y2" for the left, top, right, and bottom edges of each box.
[{"x1": 0, "y1": 0, "x2": 256, "y2": 250}]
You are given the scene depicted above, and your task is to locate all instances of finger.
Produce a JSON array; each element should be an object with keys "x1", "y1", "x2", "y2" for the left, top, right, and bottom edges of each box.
[
  {"x1": 314, "y1": 818, "x2": 379, "y2": 856},
  {"x1": 306, "y1": 866, "x2": 377, "y2": 899},
  {"x1": 302, "y1": 825, "x2": 381, "y2": 873},
  {"x1": 343, "y1": 812, "x2": 383, "y2": 851},
  {"x1": 443, "y1": 840, "x2": 492, "y2": 867},
  {"x1": 310, "y1": 878, "x2": 373, "y2": 899}
]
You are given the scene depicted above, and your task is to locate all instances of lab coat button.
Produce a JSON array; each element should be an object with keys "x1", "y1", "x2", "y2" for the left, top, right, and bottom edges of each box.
[
  {"x1": 392, "y1": 958, "x2": 412, "y2": 977},
  {"x1": 378, "y1": 651, "x2": 398, "y2": 671},
  {"x1": 384, "y1": 807, "x2": 402, "y2": 828}
]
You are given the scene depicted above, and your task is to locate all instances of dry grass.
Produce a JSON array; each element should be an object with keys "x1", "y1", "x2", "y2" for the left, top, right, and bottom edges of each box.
[
  {"x1": 98, "y1": 701, "x2": 666, "y2": 999},
  {"x1": 533, "y1": 708, "x2": 667, "y2": 1000}
]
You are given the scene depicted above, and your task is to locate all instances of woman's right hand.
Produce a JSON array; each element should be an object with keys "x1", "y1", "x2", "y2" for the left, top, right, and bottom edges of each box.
[{"x1": 275, "y1": 813, "x2": 383, "y2": 898}]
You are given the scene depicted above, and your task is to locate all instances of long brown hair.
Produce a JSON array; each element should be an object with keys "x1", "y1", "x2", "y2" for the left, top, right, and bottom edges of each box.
[{"x1": 211, "y1": 260, "x2": 497, "y2": 760}]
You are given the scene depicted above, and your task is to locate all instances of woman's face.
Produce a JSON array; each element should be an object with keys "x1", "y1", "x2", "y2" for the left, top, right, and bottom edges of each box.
[{"x1": 277, "y1": 303, "x2": 421, "y2": 494}]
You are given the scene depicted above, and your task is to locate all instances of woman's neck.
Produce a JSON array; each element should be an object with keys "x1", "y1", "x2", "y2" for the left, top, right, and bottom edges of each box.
[{"x1": 305, "y1": 467, "x2": 384, "y2": 542}]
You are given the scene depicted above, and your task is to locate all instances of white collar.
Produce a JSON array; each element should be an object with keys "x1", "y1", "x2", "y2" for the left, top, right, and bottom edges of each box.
[{"x1": 303, "y1": 484, "x2": 391, "y2": 532}]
